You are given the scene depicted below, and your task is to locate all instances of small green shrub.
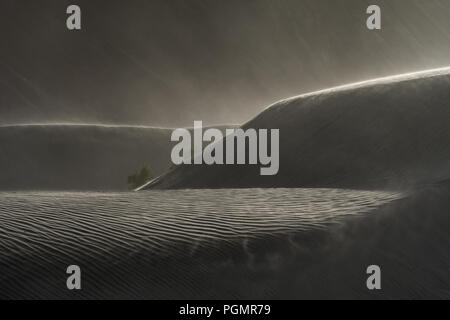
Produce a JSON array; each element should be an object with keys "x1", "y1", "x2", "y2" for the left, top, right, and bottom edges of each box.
[{"x1": 127, "y1": 164, "x2": 153, "y2": 190}]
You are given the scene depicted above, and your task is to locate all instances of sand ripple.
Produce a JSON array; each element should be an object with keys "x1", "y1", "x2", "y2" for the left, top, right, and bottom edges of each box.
[{"x1": 0, "y1": 188, "x2": 403, "y2": 299}]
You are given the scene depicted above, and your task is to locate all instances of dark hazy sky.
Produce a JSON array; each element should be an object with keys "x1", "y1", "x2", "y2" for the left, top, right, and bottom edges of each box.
[{"x1": 1, "y1": 0, "x2": 450, "y2": 127}]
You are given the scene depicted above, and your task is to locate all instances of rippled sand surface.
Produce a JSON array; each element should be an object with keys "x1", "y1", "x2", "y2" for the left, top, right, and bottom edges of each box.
[{"x1": 0, "y1": 189, "x2": 404, "y2": 299}]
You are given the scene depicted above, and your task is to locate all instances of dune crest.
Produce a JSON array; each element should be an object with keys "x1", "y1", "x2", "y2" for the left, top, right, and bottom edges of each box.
[
  {"x1": 145, "y1": 68, "x2": 450, "y2": 190},
  {"x1": 0, "y1": 124, "x2": 173, "y2": 191}
]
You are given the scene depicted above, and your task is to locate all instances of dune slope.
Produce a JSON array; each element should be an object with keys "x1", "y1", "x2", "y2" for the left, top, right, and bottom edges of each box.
[
  {"x1": 0, "y1": 182, "x2": 448, "y2": 299},
  {"x1": 145, "y1": 68, "x2": 450, "y2": 190}
]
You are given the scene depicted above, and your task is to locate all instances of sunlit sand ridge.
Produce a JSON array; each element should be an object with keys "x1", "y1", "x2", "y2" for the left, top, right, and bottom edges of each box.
[{"x1": 146, "y1": 67, "x2": 450, "y2": 189}]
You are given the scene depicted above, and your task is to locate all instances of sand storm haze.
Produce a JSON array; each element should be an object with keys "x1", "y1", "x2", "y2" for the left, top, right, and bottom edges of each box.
[{"x1": 1, "y1": 0, "x2": 450, "y2": 301}]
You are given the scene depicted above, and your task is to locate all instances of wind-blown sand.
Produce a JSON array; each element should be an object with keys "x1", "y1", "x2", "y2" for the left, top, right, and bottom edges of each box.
[
  {"x1": 1, "y1": 69, "x2": 449, "y2": 299},
  {"x1": 145, "y1": 67, "x2": 450, "y2": 190}
]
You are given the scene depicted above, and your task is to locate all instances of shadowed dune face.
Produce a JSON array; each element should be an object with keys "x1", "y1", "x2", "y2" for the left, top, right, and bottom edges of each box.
[
  {"x1": 146, "y1": 69, "x2": 450, "y2": 190},
  {"x1": 0, "y1": 125, "x2": 173, "y2": 191}
]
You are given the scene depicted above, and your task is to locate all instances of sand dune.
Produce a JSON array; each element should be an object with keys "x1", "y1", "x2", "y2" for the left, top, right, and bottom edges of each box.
[
  {"x1": 0, "y1": 187, "x2": 405, "y2": 299},
  {"x1": 145, "y1": 68, "x2": 450, "y2": 190},
  {"x1": 0, "y1": 181, "x2": 448, "y2": 299},
  {"x1": 1, "y1": 69, "x2": 449, "y2": 299},
  {"x1": 0, "y1": 124, "x2": 173, "y2": 191}
]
